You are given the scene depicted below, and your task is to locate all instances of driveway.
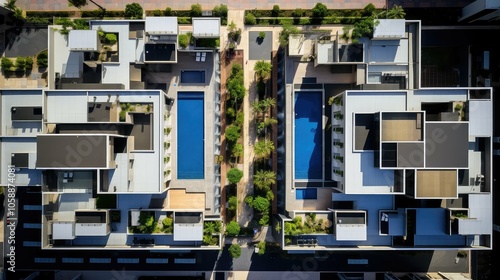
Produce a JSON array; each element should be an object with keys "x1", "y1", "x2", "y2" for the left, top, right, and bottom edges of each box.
[{"x1": 4, "y1": 27, "x2": 48, "y2": 58}]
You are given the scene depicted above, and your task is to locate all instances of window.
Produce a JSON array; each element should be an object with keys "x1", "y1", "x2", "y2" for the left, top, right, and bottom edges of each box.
[
  {"x1": 23, "y1": 241, "x2": 41, "y2": 247},
  {"x1": 146, "y1": 258, "x2": 168, "y2": 264},
  {"x1": 62, "y1": 258, "x2": 84, "y2": 263},
  {"x1": 34, "y1": 258, "x2": 56, "y2": 263},
  {"x1": 89, "y1": 258, "x2": 111, "y2": 263},
  {"x1": 117, "y1": 258, "x2": 139, "y2": 264}
]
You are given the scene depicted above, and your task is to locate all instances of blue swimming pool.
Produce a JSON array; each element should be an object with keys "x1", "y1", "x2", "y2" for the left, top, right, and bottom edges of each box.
[
  {"x1": 180, "y1": 70, "x2": 205, "y2": 84},
  {"x1": 294, "y1": 91, "x2": 322, "y2": 180},
  {"x1": 296, "y1": 188, "x2": 318, "y2": 199},
  {"x1": 177, "y1": 92, "x2": 204, "y2": 179}
]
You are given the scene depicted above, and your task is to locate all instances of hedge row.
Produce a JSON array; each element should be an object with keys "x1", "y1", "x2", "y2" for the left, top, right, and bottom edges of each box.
[{"x1": 247, "y1": 8, "x2": 370, "y2": 18}]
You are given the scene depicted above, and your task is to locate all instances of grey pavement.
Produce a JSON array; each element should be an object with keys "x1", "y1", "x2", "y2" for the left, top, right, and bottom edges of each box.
[{"x1": 4, "y1": 27, "x2": 48, "y2": 58}]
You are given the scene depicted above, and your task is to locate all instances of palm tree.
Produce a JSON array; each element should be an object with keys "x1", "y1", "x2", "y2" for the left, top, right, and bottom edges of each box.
[
  {"x1": 254, "y1": 139, "x2": 274, "y2": 161},
  {"x1": 254, "y1": 60, "x2": 272, "y2": 81},
  {"x1": 4, "y1": 0, "x2": 17, "y2": 11},
  {"x1": 253, "y1": 170, "x2": 276, "y2": 191},
  {"x1": 387, "y1": 5, "x2": 405, "y2": 19}
]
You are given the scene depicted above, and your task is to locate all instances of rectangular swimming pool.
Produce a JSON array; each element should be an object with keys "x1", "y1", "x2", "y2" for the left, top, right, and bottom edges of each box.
[
  {"x1": 294, "y1": 91, "x2": 322, "y2": 180},
  {"x1": 295, "y1": 188, "x2": 317, "y2": 199},
  {"x1": 177, "y1": 92, "x2": 204, "y2": 179},
  {"x1": 180, "y1": 70, "x2": 206, "y2": 84}
]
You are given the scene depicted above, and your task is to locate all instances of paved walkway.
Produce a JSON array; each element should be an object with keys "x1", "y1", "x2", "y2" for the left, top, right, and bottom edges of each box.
[{"x1": 15, "y1": 1, "x2": 388, "y2": 12}]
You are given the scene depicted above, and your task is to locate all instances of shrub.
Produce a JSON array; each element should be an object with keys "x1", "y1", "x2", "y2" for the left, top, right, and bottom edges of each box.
[
  {"x1": 272, "y1": 5, "x2": 280, "y2": 17},
  {"x1": 292, "y1": 8, "x2": 304, "y2": 17},
  {"x1": 24, "y1": 56, "x2": 33, "y2": 70},
  {"x1": 228, "y1": 196, "x2": 237, "y2": 211},
  {"x1": 258, "y1": 31, "x2": 266, "y2": 39},
  {"x1": 244, "y1": 195, "x2": 253, "y2": 205},
  {"x1": 105, "y1": 33, "x2": 117, "y2": 44},
  {"x1": 1, "y1": 57, "x2": 13, "y2": 70},
  {"x1": 15, "y1": 57, "x2": 26, "y2": 70},
  {"x1": 124, "y1": 3, "x2": 143, "y2": 19},
  {"x1": 162, "y1": 217, "x2": 173, "y2": 233},
  {"x1": 178, "y1": 34, "x2": 189, "y2": 49},
  {"x1": 225, "y1": 124, "x2": 241, "y2": 143},
  {"x1": 256, "y1": 241, "x2": 266, "y2": 255},
  {"x1": 244, "y1": 13, "x2": 256, "y2": 25},
  {"x1": 213, "y1": 4, "x2": 228, "y2": 18},
  {"x1": 36, "y1": 50, "x2": 48, "y2": 68},
  {"x1": 153, "y1": 9, "x2": 163, "y2": 16},
  {"x1": 312, "y1": 3, "x2": 329, "y2": 18},
  {"x1": 229, "y1": 244, "x2": 241, "y2": 258},
  {"x1": 225, "y1": 221, "x2": 240, "y2": 236},
  {"x1": 252, "y1": 196, "x2": 270, "y2": 213},
  {"x1": 164, "y1": 7, "x2": 173, "y2": 16},
  {"x1": 227, "y1": 168, "x2": 243, "y2": 184},
  {"x1": 259, "y1": 214, "x2": 270, "y2": 226},
  {"x1": 190, "y1": 4, "x2": 202, "y2": 17},
  {"x1": 231, "y1": 143, "x2": 243, "y2": 160}
]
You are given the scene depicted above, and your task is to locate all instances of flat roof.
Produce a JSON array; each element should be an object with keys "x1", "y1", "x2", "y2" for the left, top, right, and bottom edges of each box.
[
  {"x1": 425, "y1": 122, "x2": 468, "y2": 168},
  {"x1": 144, "y1": 43, "x2": 176, "y2": 62},
  {"x1": 416, "y1": 170, "x2": 457, "y2": 198},
  {"x1": 192, "y1": 18, "x2": 220, "y2": 38},
  {"x1": 68, "y1": 30, "x2": 98, "y2": 50},
  {"x1": 145, "y1": 17, "x2": 178, "y2": 34},
  {"x1": 381, "y1": 112, "x2": 423, "y2": 141},
  {"x1": 36, "y1": 135, "x2": 108, "y2": 168},
  {"x1": 373, "y1": 19, "x2": 405, "y2": 39}
]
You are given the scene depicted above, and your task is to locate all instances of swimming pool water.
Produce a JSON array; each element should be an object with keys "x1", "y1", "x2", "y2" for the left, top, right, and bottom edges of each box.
[
  {"x1": 177, "y1": 92, "x2": 204, "y2": 179},
  {"x1": 294, "y1": 91, "x2": 322, "y2": 180},
  {"x1": 296, "y1": 188, "x2": 318, "y2": 199},
  {"x1": 180, "y1": 70, "x2": 206, "y2": 84}
]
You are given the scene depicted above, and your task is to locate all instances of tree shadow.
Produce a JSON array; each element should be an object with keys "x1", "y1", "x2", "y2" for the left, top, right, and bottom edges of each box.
[{"x1": 256, "y1": 37, "x2": 264, "y2": 45}]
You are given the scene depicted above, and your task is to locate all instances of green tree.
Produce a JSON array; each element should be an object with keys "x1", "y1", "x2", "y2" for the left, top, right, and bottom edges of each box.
[
  {"x1": 258, "y1": 31, "x2": 266, "y2": 40},
  {"x1": 253, "y1": 170, "x2": 276, "y2": 191},
  {"x1": 312, "y1": 3, "x2": 328, "y2": 18},
  {"x1": 105, "y1": 33, "x2": 117, "y2": 44},
  {"x1": 259, "y1": 214, "x2": 270, "y2": 226},
  {"x1": 225, "y1": 221, "x2": 240, "y2": 236},
  {"x1": 256, "y1": 241, "x2": 266, "y2": 255},
  {"x1": 1, "y1": 57, "x2": 13, "y2": 70},
  {"x1": 386, "y1": 4, "x2": 405, "y2": 19},
  {"x1": 228, "y1": 196, "x2": 237, "y2": 212},
  {"x1": 279, "y1": 23, "x2": 299, "y2": 47},
  {"x1": 137, "y1": 211, "x2": 156, "y2": 233},
  {"x1": 292, "y1": 8, "x2": 304, "y2": 17},
  {"x1": 4, "y1": 0, "x2": 17, "y2": 11},
  {"x1": 225, "y1": 124, "x2": 241, "y2": 143},
  {"x1": 361, "y1": 3, "x2": 376, "y2": 17},
  {"x1": 254, "y1": 139, "x2": 274, "y2": 161},
  {"x1": 252, "y1": 196, "x2": 270, "y2": 213},
  {"x1": 227, "y1": 168, "x2": 243, "y2": 184},
  {"x1": 254, "y1": 60, "x2": 272, "y2": 81},
  {"x1": 178, "y1": 34, "x2": 189, "y2": 49},
  {"x1": 231, "y1": 143, "x2": 244, "y2": 162},
  {"x1": 190, "y1": 3, "x2": 202, "y2": 17},
  {"x1": 229, "y1": 244, "x2": 241, "y2": 258},
  {"x1": 12, "y1": 7, "x2": 24, "y2": 22},
  {"x1": 125, "y1": 3, "x2": 143, "y2": 19}
]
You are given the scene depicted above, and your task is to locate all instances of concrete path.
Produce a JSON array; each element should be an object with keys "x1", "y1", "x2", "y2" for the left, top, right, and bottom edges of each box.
[{"x1": 14, "y1": 1, "x2": 387, "y2": 12}]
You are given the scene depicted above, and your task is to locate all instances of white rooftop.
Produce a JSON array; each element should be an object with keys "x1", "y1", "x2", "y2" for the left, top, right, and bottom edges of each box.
[
  {"x1": 145, "y1": 17, "x2": 178, "y2": 35},
  {"x1": 68, "y1": 30, "x2": 99, "y2": 51},
  {"x1": 372, "y1": 19, "x2": 405, "y2": 39},
  {"x1": 173, "y1": 223, "x2": 203, "y2": 241},
  {"x1": 192, "y1": 18, "x2": 220, "y2": 38},
  {"x1": 52, "y1": 222, "x2": 75, "y2": 240}
]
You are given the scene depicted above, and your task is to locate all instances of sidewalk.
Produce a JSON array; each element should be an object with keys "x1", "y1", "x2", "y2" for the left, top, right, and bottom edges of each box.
[{"x1": 14, "y1": 1, "x2": 387, "y2": 12}]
